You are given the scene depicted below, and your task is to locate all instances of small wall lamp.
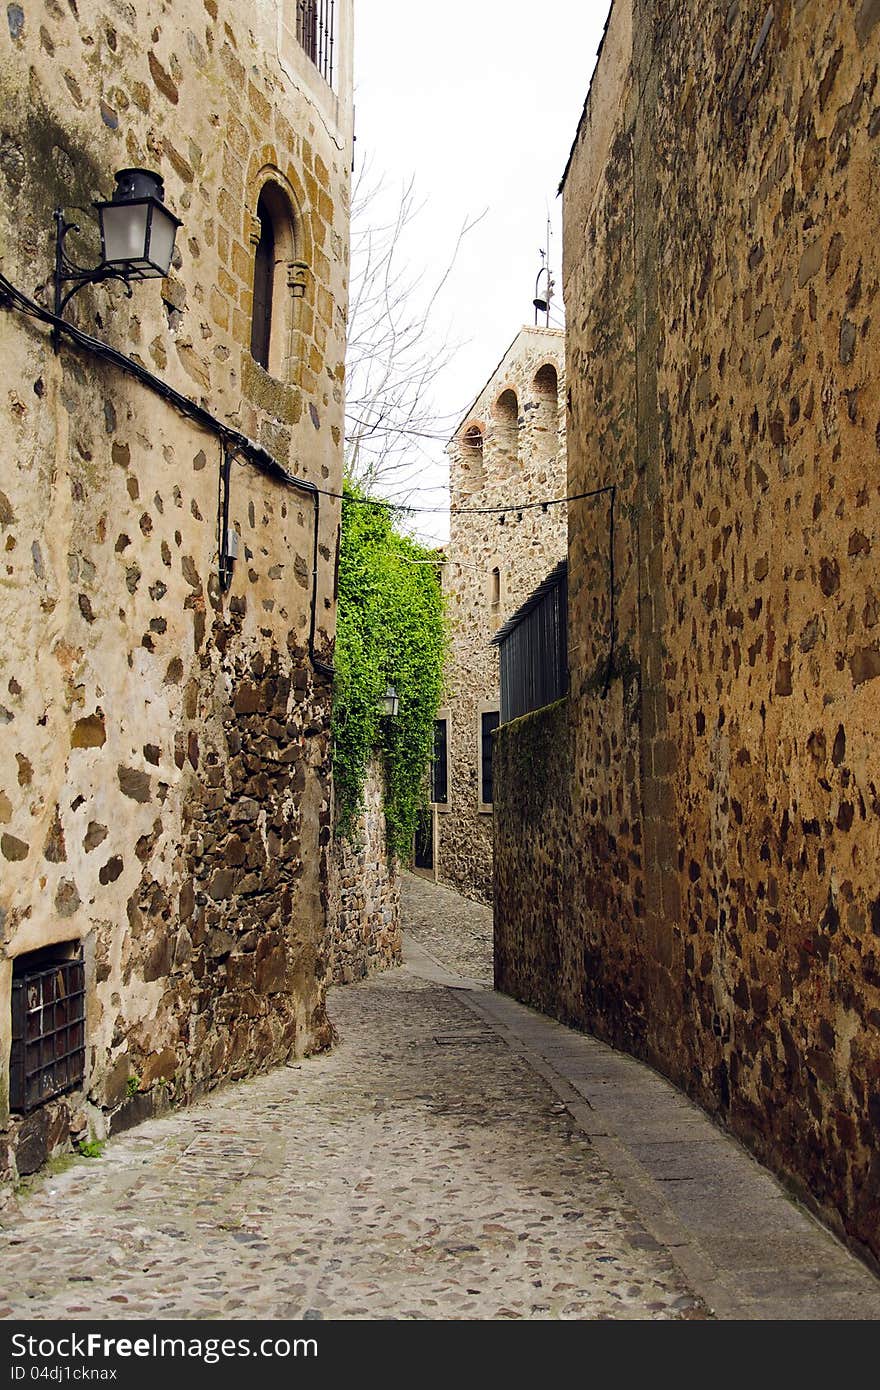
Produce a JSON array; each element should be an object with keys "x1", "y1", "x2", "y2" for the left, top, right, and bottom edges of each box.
[
  {"x1": 380, "y1": 683, "x2": 399, "y2": 719},
  {"x1": 53, "y1": 168, "x2": 182, "y2": 323}
]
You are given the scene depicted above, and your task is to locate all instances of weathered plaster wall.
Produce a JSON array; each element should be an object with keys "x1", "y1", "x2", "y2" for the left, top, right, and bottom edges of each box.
[
  {"x1": 328, "y1": 757, "x2": 401, "y2": 984},
  {"x1": 0, "y1": 0, "x2": 352, "y2": 1183},
  {"x1": 439, "y1": 327, "x2": 567, "y2": 903},
  {"x1": 496, "y1": 0, "x2": 880, "y2": 1261}
]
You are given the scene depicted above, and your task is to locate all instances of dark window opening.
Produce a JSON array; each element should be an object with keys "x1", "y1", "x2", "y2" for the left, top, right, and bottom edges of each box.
[
  {"x1": 432, "y1": 717, "x2": 448, "y2": 805},
  {"x1": 250, "y1": 190, "x2": 275, "y2": 370},
  {"x1": 414, "y1": 805, "x2": 434, "y2": 870},
  {"x1": 481, "y1": 710, "x2": 500, "y2": 805},
  {"x1": 10, "y1": 942, "x2": 85, "y2": 1114}
]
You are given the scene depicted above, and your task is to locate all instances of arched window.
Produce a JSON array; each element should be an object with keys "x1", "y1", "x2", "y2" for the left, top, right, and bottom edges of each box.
[
  {"x1": 460, "y1": 424, "x2": 485, "y2": 490},
  {"x1": 533, "y1": 363, "x2": 560, "y2": 460},
  {"x1": 493, "y1": 388, "x2": 519, "y2": 472},
  {"x1": 251, "y1": 190, "x2": 275, "y2": 370},
  {"x1": 534, "y1": 363, "x2": 558, "y2": 404},
  {"x1": 250, "y1": 182, "x2": 300, "y2": 379}
]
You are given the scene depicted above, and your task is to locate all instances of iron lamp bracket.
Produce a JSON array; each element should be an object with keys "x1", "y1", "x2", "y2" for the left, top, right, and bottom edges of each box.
[{"x1": 52, "y1": 209, "x2": 133, "y2": 325}]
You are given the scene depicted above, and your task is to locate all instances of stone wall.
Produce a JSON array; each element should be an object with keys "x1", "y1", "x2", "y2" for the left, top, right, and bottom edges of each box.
[
  {"x1": 438, "y1": 326, "x2": 567, "y2": 903},
  {"x1": 328, "y1": 757, "x2": 401, "y2": 984},
  {"x1": 496, "y1": 0, "x2": 880, "y2": 1262},
  {"x1": 0, "y1": 0, "x2": 352, "y2": 1185}
]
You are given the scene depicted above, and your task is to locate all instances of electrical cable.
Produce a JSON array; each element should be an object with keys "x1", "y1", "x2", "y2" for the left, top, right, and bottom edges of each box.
[
  {"x1": 317, "y1": 483, "x2": 611, "y2": 516},
  {"x1": 0, "y1": 270, "x2": 616, "y2": 696},
  {"x1": 0, "y1": 269, "x2": 336, "y2": 678}
]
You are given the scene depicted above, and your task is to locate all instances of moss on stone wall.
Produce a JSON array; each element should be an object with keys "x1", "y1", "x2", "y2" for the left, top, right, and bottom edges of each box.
[{"x1": 495, "y1": 699, "x2": 570, "y2": 826}]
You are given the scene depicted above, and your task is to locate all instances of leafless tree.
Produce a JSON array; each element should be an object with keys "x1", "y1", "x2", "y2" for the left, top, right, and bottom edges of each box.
[{"x1": 344, "y1": 161, "x2": 485, "y2": 499}]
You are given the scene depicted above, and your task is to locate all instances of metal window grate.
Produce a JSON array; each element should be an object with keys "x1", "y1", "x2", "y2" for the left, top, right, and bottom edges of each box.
[
  {"x1": 296, "y1": 0, "x2": 336, "y2": 87},
  {"x1": 10, "y1": 951, "x2": 85, "y2": 1113},
  {"x1": 493, "y1": 561, "x2": 568, "y2": 724}
]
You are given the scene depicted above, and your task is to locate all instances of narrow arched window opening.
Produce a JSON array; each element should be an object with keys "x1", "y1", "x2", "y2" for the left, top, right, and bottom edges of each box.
[
  {"x1": 493, "y1": 389, "x2": 519, "y2": 472},
  {"x1": 464, "y1": 425, "x2": 484, "y2": 456},
  {"x1": 490, "y1": 566, "x2": 501, "y2": 614},
  {"x1": 461, "y1": 424, "x2": 485, "y2": 490},
  {"x1": 251, "y1": 189, "x2": 276, "y2": 370},
  {"x1": 533, "y1": 363, "x2": 560, "y2": 461},
  {"x1": 250, "y1": 181, "x2": 299, "y2": 380},
  {"x1": 534, "y1": 363, "x2": 558, "y2": 400}
]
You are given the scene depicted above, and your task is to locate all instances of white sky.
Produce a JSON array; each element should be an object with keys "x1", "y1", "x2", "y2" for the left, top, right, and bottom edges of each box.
[{"x1": 352, "y1": 0, "x2": 613, "y2": 543}]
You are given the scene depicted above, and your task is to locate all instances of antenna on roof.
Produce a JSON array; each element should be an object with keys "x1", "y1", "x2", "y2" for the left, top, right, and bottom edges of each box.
[{"x1": 533, "y1": 214, "x2": 554, "y2": 327}]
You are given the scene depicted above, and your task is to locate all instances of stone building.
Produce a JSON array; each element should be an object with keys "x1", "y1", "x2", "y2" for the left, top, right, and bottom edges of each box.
[
  {"x1": 494, "y1": 0, "x2": 880, "y2": 1262},
  {"x1": 0, "y1": 0, "x2": 353, "y2": 1184},
  {"x1": 328, "y1": 757, "x2": 401, "y2": 984},
  {"x1": 425, "y1": 326, "x2": 566, "y2": 902}
]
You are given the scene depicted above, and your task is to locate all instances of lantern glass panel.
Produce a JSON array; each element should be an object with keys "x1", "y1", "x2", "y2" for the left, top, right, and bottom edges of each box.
[
  {"x1": 100, "y1": 201, "x2": 151, "y2": 273},
  {"x1": 146, "y1": 204, "x2": 177, "y2": 276}
]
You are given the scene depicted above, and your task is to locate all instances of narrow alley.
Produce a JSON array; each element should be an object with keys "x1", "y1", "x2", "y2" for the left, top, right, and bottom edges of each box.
[{"x1": 1, "y1": 876, "x2": 878, "y2": 1322}]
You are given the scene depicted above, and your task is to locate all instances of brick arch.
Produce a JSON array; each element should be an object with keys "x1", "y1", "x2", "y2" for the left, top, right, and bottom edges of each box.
[{"x1": 493, "y1": 386, "x2": 519, "y2": 421}]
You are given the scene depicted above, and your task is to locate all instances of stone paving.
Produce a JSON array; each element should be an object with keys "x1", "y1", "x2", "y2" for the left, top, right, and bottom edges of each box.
[
  {"x1": 402, "y1": 870, "x2": 494, "y2": 984},
  {"x1": 0, "y1": 876, "x2": 704, "y2": 1321},
  {"x1": 2, "y1": 871, "x2": 877, "y2": 1320},
  {"x1": 401, "y1": 877, "x2": 880, "y2": 1320}
]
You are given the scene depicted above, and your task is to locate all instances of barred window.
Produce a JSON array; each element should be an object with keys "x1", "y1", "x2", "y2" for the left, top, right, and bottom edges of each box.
[
  {"x1": 10, "y1": 943, "x2": 85, "y2": 1113},
  {"x1": 493, "y1": 562, "x2": 568, "y2": 724},
  {"x1": 296, "y1": 0, "x2": 336, "y2": 87}
]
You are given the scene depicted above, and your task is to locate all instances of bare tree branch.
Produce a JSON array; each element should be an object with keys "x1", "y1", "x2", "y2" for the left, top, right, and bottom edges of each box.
[{"x1": 345, "y1": 158, "x2": 486, "y2": 492}]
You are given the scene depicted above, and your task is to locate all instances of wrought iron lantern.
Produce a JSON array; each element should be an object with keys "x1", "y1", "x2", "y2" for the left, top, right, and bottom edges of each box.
[
  {"x1": 54, "y1": 167, "x2": 182, "y2": 321},
  {"x1": 380, "y1": 683, "x2": 399, "y2": 719}
]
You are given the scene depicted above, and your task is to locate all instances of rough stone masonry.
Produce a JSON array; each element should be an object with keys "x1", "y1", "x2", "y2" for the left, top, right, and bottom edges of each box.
[
  {"x1": 494, "y1": 0, "x2": 880, "y2": 1265},
  {"x1": 0, "y1": 0, "x2": 353, "y2": 1187}
]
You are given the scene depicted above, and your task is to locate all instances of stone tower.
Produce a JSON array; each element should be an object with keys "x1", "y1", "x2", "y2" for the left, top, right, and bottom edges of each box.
[{"x1": 423, "y1": 326, "x2": 566, "y2": 903}]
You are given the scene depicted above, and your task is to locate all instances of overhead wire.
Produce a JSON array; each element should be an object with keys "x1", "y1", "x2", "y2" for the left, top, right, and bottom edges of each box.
[
  {"x1": 1, "y1": 269, "x2": 617, "y2": 695},
  {"x1": 319, "y1": 483, "x2": 609, "y2": 516},
  {"x1": 0, "y1": 268, "x2": 336, "y2": 676}
]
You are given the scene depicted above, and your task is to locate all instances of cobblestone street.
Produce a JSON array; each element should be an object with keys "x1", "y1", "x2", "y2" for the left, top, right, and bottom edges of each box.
[
  {"x1": 1, "y1": 874, "x2": 878, "y2": 1321},
  {"x1": 401, "y1": 871, "x2": 494, "y2": 985}
]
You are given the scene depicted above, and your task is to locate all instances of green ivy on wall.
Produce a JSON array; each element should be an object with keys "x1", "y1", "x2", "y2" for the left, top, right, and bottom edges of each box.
[{"x1": 332, "y1": 488, "x2": 447, "y2": 860}]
